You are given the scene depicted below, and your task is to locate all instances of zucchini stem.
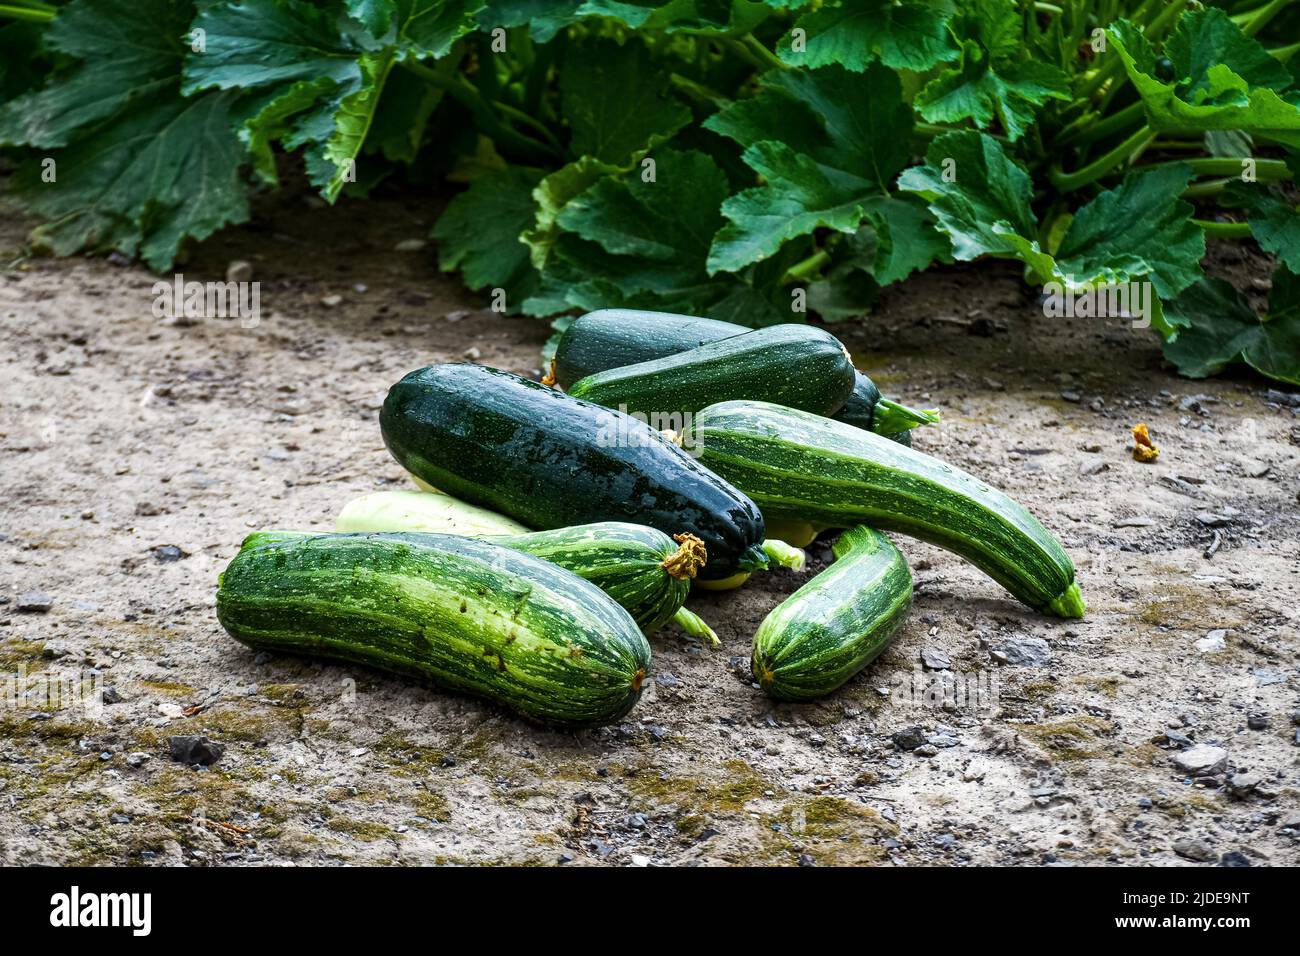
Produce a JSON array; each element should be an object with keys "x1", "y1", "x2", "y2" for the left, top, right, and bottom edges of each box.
[
  {"x1": 762, "y1": 539, "x2": 807, "y2": 571},
  {"x1": 872, "y1": 399, "x2": 941, "y2": 435},
  {"x1": 1195, "y1": 219, "x2": 1252, "y2": 239},
  {"x1": 1049, "y1": 126, "x2": 1156, "y2": 193},
  {"x1": 1048, "y1": 581, "x2": 1087, "y2": 619},
  {"x1": 671, "y1": 607, "x2": 719, "y2": 647},
  {"x1": 0, "y1": 3, "x2": 54, "y2": 21}
]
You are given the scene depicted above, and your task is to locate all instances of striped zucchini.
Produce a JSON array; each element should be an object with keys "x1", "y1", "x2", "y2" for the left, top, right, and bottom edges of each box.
[
  {"x1": 493, "y1": 524, "x2": 708, "y2": 637},
  {"x1": 694, "y1": 401, "x2": 1085, "y2": 618},
  {"x1": 753, "y1": 527, "x2": 912, "y2": 700},
  {"x1": 329, "y1": 491, "x2": 718, "y2": 644},
  {"x1": 567, "y1": 325, "x2": 856, "y2": 420},
  {"x1": 217, "y1": 533, "x2": 650, "y2": 726}
]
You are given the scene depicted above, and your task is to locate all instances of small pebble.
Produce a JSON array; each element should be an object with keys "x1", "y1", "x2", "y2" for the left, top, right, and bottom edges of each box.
[{"x1": 16, "y1": 590, "x2": 53, "y2": 613}]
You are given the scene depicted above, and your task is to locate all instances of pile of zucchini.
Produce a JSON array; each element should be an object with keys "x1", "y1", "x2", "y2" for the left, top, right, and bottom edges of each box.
[{"x1": 216, "y1": 309, "x2": 1083, "y2": 726}]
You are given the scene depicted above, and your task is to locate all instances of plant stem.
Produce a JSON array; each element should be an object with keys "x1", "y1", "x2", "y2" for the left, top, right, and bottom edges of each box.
[
  {"x1": 1034, "y1": 2, "x2": 1064, "y2": 13},
  {"x1": 0, "y1": 3, "x2": 54, "y2": 21},
  {"x1": 1060, "y1": 99, "x2": 1143, "y2": 147},
  {"x1": 1270, "y1": 40, "x2": 1300, "y2": 62},
  {"x1": 493, "y1": 97, "x2": 564, "y2": 154},
  {"x1": 1050, "y1": 126, "x2": 1155, "y2": 192},
  {"x1": 1241, "y1": 0, "x2": 1290, "y2": 37},
  {"x1": 670, "y1": 607, "x2": 719, "y2": 647},
  {"x1": 1195, "y1": 220, "x2": 1252, "y2": 238},
  {"x1": 782, "y1": 249, "x2": 831, "y2": 285},
  {"x1": 669, "y1": 73, "x2": 729, "y2": 108},
  {"x1": 1182, "y1": 178, "x2": 1232, "y2": 200},
  {"x1": 1181, "y1": 157, "x2": 1293, "y2": 179},
  {"x1": 740, "y1": 33, "x2": 789, "y2": 71},
  {"x1": 762, "y1": 539, "x2": 807, "y2": 571}
]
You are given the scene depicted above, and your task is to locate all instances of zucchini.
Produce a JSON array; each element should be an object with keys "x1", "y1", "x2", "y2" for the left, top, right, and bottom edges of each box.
[
  {"x1": 753, "y1": 527, "x2": 912, "y2": 700},
  {"x1": 693, "y1": 401, "x2": 1085, "y2": 618},
  {"x1": 568, "y1": 325, "x2": 857, "y2": 421},
  {"x1": 550, "y1": 309, "x2": 933, "y2": 439},
  {"x1": 330, "y1": 497, "x2": 720, "y2": 644},
  {"x1": 217, "y1": 532, "x2": 650, "y2": 727},
  {"x1": 380, "y1": 364, "x2": 768, "y2": 580},
  {"x1": 551, "y1": 309, "x2": 744, "y2": 388},
  {"x1": 494, "y1": 524, "x2": 707, "y2": 637},
  {"x1": 338, "y1": 489, "x2": 530, "y2": 537}
]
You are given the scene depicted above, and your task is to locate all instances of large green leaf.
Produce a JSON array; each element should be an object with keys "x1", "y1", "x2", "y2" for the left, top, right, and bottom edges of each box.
[
  {"x1": 0, "y1": 0, "x2": 185, "y2": 149},
  {"x1": 1163, "y1": 270, "x2": 1300, "y2": 384},
  {"x1": 521, "y1": 156, "x2": 621, "y2": 270},
  {"x1": 346, "y1": 0, "x2": 484, "y2": 58},
  {"x1": 186, "y1": 0, "x2": 482, "y2": 201},
  {"x1": 0, "y1": 0, "x2": 250, "y2": 269},
  {"x1": 1223, "y1": 182, "x2": 1300, "y2": 274},
  {"x1": 184, "y1": 0, "x2": 377, "y2": 200},
  {"x1": 777, "y1": 0, "x2": 957, "y2": 72},
  {"x1": 705, "y1": 63, "x2": 919, "y2": 274},
  {"x1": 526, "y1": 149, "x2": 735, "y2": 315},
  {"x1": 896, "y1": 130, "x2": 1037, "y2": 262},
  {"x1": 1108, "y1": 12, "x2": 1300, "y2": 148},
  {"x1": 559, "y1": 36, "x2": 691, "y2": 165},
  {"x1": 1049, "y1": 163, "x2": 1204, "y2": 299},
  {"x1": 476, "y1": 1, "x2": 581, "y2": 42},
  {"x1": 432, "y1": 166, "x2": 544, "y2": 309},
  {"x1": 900, "y1": 134, "x2": 1202, "y2": 311},
  {"x1": 914, "y1": 0, "x2": 1069, "y2": 141},
  {"x1": 576, "y1": 0, "x2": 760, "y2": 31}
]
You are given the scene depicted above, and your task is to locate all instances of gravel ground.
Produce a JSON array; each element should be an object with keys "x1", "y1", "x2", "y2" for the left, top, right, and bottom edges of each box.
[{"x1": 2, "y1": 183, "x2": 1298, "y2": 867}]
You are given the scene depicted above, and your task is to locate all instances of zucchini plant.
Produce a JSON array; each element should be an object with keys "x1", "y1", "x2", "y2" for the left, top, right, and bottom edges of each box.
[{"x1": 1, "y1": 0, "x2": 1296, "y2": 382}]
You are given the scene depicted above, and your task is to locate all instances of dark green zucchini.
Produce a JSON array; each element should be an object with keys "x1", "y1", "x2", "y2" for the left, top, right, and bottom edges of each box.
[
  {"x1": 551, "y1": 309, "x2": 932, "y2": 439},
  {"x1": 753, "y1": 527, "x2": 912, "y2": 700},
  {"x1": 380, "y1": 364, "x2": 768, "y2": 580},
  {"x1": 552, "y1": 309, "x2": 743, "y2": 388},
  {"x1": 693, "y1": 401, "x2": 1085, "y2": 618},
  {"x1": 217, "y1": 533, "x2": 650, "y2": 726},
  {"x1": 567, "y1": 325, "x2": 856, "y2": 420}
]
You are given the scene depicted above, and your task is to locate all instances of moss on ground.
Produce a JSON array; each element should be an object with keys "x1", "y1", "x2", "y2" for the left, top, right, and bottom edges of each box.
[
  {"x1": 1020, "y1": 715, "x2": 1113, "y2": 761},
  {"x1": 625, "y1": 758, "x2": 774, "y2": 813}
]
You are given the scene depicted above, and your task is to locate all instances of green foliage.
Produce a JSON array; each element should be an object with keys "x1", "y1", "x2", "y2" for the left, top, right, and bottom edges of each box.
[{"x1": 1, "y1": 0, "x2": 1299, "y2": 383}]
